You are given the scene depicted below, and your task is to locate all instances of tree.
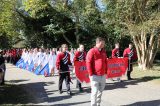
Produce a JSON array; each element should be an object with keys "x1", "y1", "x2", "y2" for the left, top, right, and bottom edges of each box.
[
  {"x1": 0, "y1": 0, "x2": 24, "y2": 49},
  {"x1": 17, "y1": 0, "x2": 76, "y2": 48},
  {"x1": 103, "y1": 0, "x2": 160, "y2": 70}
]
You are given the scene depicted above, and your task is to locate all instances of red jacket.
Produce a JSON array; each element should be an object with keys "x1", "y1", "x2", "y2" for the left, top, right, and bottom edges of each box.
[
  {"x1": 73, "y1": 51, "x2": 86, "y2": 64},
  {"x1": 86, "y1": 47, "x2": 107, "y2": 76},
  {"x1": 123, "y1": 48, "x2": 137, "y2": 60},
  {"x1": 112, "y1": 48, "x2": 120, "y2": 58},
  {"x1": 11, "y1": 50, "x2": 16, "y2": 57},
  {"x1": 56, "y1": 52, "x2": 72, "y2": 72}
]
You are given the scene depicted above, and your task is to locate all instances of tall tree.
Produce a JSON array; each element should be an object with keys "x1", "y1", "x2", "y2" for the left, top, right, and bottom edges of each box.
[{"x1": 103, "y1": 0, "x2": 160, "y2": 70}]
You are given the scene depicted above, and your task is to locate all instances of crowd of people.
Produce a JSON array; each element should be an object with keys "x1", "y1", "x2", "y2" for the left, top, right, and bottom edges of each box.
[
  {"x1": 0, "y1": 37, "x2": 137, "y2": 106},
  {"x1": 0, "y1": 49, "x2": 22, "y2": 65}
]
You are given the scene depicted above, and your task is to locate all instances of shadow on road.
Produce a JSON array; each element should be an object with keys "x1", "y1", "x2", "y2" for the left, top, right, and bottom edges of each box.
[
  {"x1": 0, "y1": 84, "x2": 35, "y2": 104},
  {"x1": 8, "y1": 79, "x2": 30, "y2": 83},
  {"x1": 127, "y1": 99, "x2": 160, "y2": 106},
  {"x1": 104, "y1": 76, "x2": 160, "y2": 90},
  {"x1": 1, "y1": 75, "x2": 160, "y2": 105},
  {"x1": 53, "y1": 101, "x2": 90, "y2": 106}
]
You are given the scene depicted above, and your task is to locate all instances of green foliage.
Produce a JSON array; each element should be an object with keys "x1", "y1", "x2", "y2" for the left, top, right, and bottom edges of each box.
[
  {"x1": 3, "y1": 0, "x2": 159, "y2": 53},
  {"x1": 102, "y1": 0, "x2": 160, "y2": 35},
  {"x1": 0, "y1": 0, "x2": 24, "y2": 49}
]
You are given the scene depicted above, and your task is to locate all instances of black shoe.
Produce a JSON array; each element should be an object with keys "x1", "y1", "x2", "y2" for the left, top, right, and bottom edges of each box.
[
  {"x1": 59, "y1": 91, "x2": 63, "y2": 94},
  {"x1": 67, "y1": 91, "x2": 72, "y2": 95},
  {"x1": 128, "y1": 78, "x2": 133, "y2": 80},
  {"x1": 119, "y1": 80, "x2": 123, "y2": 82},
  {"x1": 79, "y1": 88, "x2": 83, "y2": 92}
]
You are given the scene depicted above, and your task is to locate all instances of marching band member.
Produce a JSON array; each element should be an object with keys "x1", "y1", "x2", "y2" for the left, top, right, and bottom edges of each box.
[
  {"x1": 70, "y1": 48, "x2": 75, "y2": 64},
  {"x1": 111, "y1": 42, "x2": 122, "y2": 82},
  {"x1": 73, "y1": 44, "x2": 86, "y2": 92},
  {"x1": 32, "y1": 48, "x2": 39, "y2": 70},
  {"x1": 112, "y1": 43, "x2": 120, "y2": 58},
  {"x1": 23, "y1": 49, "x2": 28, "y2": 64},
  {"x1": 42, "y1": 49, "x2": 50, "y2": 69},
  {"x1": 28, "y1": 49, "x2": 33, "y2": 65},
  {"x1": 49, "y1": 48, "x2": 57, "y2": 76},
  {"x1": 123, "y1": 43, "x2": 137, "y2": 80},
  {"x1": 27, "y1": 49, "x2": 34, "y2": 70},
  {"x1": 37, "y1": 48, "x2": 45, "y2": 69},
  {"x1": 56, "y1": 44, "x2": 72, "y2": 95}
]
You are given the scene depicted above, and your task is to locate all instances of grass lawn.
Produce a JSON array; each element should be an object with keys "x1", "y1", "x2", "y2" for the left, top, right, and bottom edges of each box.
[
  {"x1": 0, "y1": 83, "x2": 35, "y2": 105},
  {"x1": 132, "y1": 63, "x2": 160, "y2": 85}
]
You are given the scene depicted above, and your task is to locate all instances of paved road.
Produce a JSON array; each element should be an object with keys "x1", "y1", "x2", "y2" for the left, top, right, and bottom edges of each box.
[{"x1": 5, "y1": 64, "x2": 160, "y2": 106}]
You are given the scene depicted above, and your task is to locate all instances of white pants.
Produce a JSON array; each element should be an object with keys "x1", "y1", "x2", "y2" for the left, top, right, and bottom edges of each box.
[{"x1": 90, "y1": 75, "x2": 106, "y2": 106}]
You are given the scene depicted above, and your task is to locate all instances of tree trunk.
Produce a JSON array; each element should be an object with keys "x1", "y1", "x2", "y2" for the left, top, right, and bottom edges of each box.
[
  {"x1": 73, "y1": 11, "x2": 80, "y2": 46},
  {"x1": 132, "y1": 29, "x2": 159, "y2": 70},
  {"x1": 75, "y1": 20, "x2": 80, "y2": 45},
  {"x1": 75, "y1": 28, "x2": 80, "y2": 45},
  {"x1": 62, "y1": 33, "x2": 73, "y2": 46}
]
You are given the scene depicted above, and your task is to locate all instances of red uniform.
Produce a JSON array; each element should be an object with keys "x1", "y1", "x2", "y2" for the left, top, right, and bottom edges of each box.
[
  {"x1": 86, "y1": 47, "x2": 107, "y2": 76},
  {"x1": 123, "y1": 48, "x2": 137, "y2": 80},
  {"x1": 56, "y1": 51, "x2": 72, "y2": 93},
  {"x1": 112, "y1": 48, "x2": 120, "y2": 58},
  {"x1": 73, "y1": 51, "x2": 86, "y2": 90},
  {"x1": 123, "y1": 48, "x2": 137, "y2": 60},
  {"x1": 12, "y1": 49, "x2": 16, "y2": 58},
  {"x1": 56, "y1": 52, "x2": 72, "y2": 72},
  {"x1": 73, "y1": 51, "x2": 86, "y2": 63}
]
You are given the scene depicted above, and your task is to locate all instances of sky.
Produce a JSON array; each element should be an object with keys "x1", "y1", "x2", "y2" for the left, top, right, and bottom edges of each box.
[{"x1": 96, "y1": 0, "x2": 106, "y2": 11}]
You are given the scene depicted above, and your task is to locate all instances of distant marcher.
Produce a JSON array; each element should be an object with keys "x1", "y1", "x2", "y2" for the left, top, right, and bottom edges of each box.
[
  {"x1": 73, "y1": 44, "x2": 86, "y2": 92},
  {"x1": 123, "y1": 43, "x2": 137, "y2": 80},
  {"x1": 112, "y1": 42, "x2": 122, "y2": 82}
]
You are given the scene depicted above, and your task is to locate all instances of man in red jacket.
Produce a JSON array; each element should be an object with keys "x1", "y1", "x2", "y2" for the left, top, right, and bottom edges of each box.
[
  {"x1": 123, "y1": 43, "x2": 137, "y2": 80},
  {"x1": 86, "y1": 37, "x2": 107, "y2": 106},
  {"x1": 56, "y1": 44, "x2": 72, "y2": 95},
  {"x1": 73, "y1": 44, "x2": 86, "y2": 92}
]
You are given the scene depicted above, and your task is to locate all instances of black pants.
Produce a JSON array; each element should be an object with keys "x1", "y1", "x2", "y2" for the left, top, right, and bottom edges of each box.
[
  {"x1": 76, "y1": 80, "x2": 82, "y2": 89},
  {"x1": 127, "y1": 63, "x2": 133, "y2": 79},
  {"x1": 59, "y1": 72, "x2": 70, "y2": 92},
  {"x1": 7, "y1": 57, "x2": 10, "y2": 63}
]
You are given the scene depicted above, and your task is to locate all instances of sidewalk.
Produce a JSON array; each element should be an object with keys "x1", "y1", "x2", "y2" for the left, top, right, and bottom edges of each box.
[{"x1": 5, "y1": 64, "x2": 160, "y2": 106}]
